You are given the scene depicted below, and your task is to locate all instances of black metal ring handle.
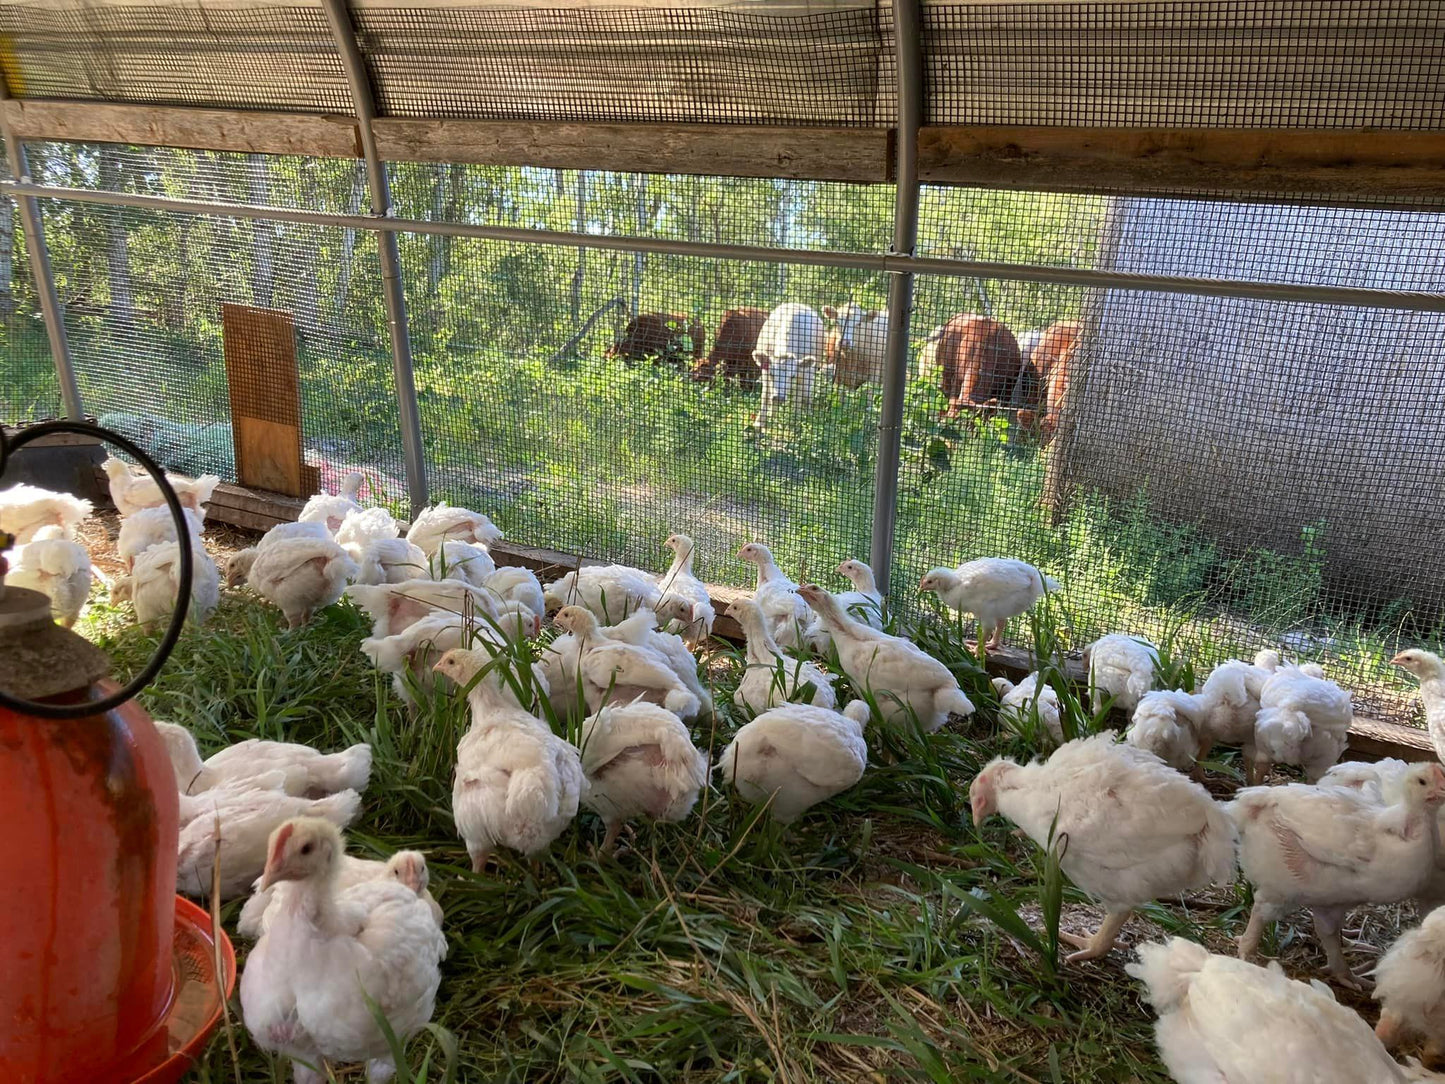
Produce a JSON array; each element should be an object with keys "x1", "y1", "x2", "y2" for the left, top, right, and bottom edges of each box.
[{"x1": 0, "y1": 419, "x2": 194, "y2": 719}]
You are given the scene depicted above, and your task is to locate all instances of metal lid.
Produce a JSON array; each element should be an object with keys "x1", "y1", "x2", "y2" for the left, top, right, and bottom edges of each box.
[{"x1": 0, "y1": 586, "x2": 112, "y2": 702}]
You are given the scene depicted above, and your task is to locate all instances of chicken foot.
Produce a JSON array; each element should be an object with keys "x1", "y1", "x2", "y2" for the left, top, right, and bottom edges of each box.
[
  {"x1": 1311, "y1": 906, "x2": 1369, "y2": 991},
  {"x1": 1058, "y1": 910, "x2": 1131, "y2": 963},
  {"x1": 1236, "y1": 898, "x2": 1284, "y2": 961}
]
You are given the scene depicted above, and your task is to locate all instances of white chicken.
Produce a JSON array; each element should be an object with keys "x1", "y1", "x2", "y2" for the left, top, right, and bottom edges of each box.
[
  {"x1": 798, "y1": 584, "x2": 973, "y2": 733},
  {"x1": 919, "y1": 557, "x2": 1058, "y2": 650},
  {"x1": 0, "y1": 482, "x2": 91, "y2": 544},
  {"x1": 432, "y1": 539, "x2": 496, "y2": 587},
  {"x1": 351, "y1": 537, "x2": 429, "y2": 586},
  {"x1": 335, "y1": 505, "x2": 401, "y2": 551},
  {"x1": 1376, "y1": 908, "x2": 1445, "y2": 1063},
  {"x1": 602, "y1": 607, "x2": 713, "y2": 719},
  {"x1": 115, "y1": 504, "x2": 204, "y2": 571},
  {"x1": 550, "y1": 605, "x2": 700, "y2": 718},
  {"x1": 728, "y1": 597, "x2": 836, "y2": 713},
  {"x1": 483, "y1": 565, "x2": 545, "y2": 618},
  {"x1": 177, "y1": 786, "x2": 362, "y2": 900},
  {"x1": 737, "y1": 542, "x2": 810, "y2": 649},
  {"x1": 434, "y1": 648, "x2": 585, "y2": 871},
  {"x1": 970, "y1": 732, "x2": 1237, "y2": 962},
  {"x1": 1126, "y1": 689, "x2": 1210, "y2": 775},
  {"x1": 656, "y1": 532, "x2": 715, "y2": 646},
  {"x1": 238, "y1": 848, "x2": 442, "y2": 940},
  {"x1": 803, "y1": 558, "x2": 884, "y2": 653},
  {"x1": 1084, "y1": 633, "x2": 1160, "y2": 714},
  {"x1": 991, "y1": 672, "x2": 1064, "y2": 747},
  {"x1": 246, "y1": 536, "x2": 359, "y2": 628},
  {"x1": 405, "y1": 502, "x2": 503, "y2": 555},
  {"x1": 1229, "y1": 762, "x2": 1445, "y2": 987},
  {"x1": 153, "y1": 720, "x2": 373, "y2": 798},
  {"x1": 240, "y1": 818, "x2": 446, "y2": 1084},
  {"x1": 716, "y1": 701, "x2": 869, "y2": 823},
  {"x1": 362, "y1": 612, "x2": 473, "y2": 705},
  {"x1": 1129, "y1": 936, "x2": 1419, "y2": 1084},
  {"x1": 102, "y1": 458, "x2": 218, "y2": 517},
  {"x1": 543, "y1": 565, "x2": 662, "y2": 624},
  {"x1": 114, "y1": 538, "x2": 221, "y2": 626},
  {"x1": 5, "y1": 524, "x2": 92, "y2": 626},
  {"x1": 1191, "y1": 658, "x2": 1269, "y2": 762},
  {"x1": 577, "y1": 701, "x2": 709, "y2": 852},
  {"x1": 1250, "y1": 664, "x2": 1353, "y2": 784},
  {"x1": 296, "y1": 471, "x2": 365, "y2": 533},
  {"x1": 347, "y1": 577, "x2": 500, "y2": 638},
  {"x1": 1393, "y1": 649, "x2": 1445, "y2": 763},
  {"x1": 226, "y1": 521, "x2": 332, "y2": 586}
]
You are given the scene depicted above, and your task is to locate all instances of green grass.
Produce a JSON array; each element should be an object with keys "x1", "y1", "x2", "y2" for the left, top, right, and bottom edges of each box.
[{"x1": 77, "y1": 587, "x2": 1229, "y2": 1084}]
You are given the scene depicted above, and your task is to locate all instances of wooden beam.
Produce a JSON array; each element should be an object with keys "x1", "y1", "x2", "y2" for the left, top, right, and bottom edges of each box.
[
  {"x1": 918, "y1": 126, "x2": 1445, "y2": 202},
  {"x1": 1, "y1": 100, "x2": 362, "y2": 159},
  {"x1": 372, "y1": 119, "x2": 892, "y2": 183}
]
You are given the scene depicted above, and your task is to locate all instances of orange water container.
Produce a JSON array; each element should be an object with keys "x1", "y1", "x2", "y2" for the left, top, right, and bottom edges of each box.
[{"x1": 0, "y1": 587, "x2": 181, "y2": 1082}]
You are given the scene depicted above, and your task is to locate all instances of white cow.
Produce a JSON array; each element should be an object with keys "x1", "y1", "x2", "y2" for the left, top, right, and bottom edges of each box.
[
  {"x1": 753, "y1": 302, "x2": 826, "y2": 429},
  {"x1": 822, "y1": 302, "x2": 889, "y2": 388}
]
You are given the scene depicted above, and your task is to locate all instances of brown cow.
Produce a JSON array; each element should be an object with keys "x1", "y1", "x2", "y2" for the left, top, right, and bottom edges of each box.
[
  {"x1": 607, "y1": 312, "x2": 705, "y2": 371},
  {"x1": 1015, "y1": 321, "x2": 1082, "y2": 442},
  {"x1": 691, "y1": 306, "x2": 768, "y2": 388},
  {"x1": 934, "y1": 314, "x2": 1023, "y2": 418}
]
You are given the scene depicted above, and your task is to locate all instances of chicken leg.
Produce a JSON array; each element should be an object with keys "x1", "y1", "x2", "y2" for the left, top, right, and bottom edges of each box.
[
  {"x1": 599, "y1": 818, "x2": 624, "y2": 855},
  {"x1": 986, "y1": 620, "x2": 1004, "y2": 650},
  {"x1": 468, "y1": 844, "x2": 494, "y2": 874},
  {"x1": 1058, "y1": 910, "x2": 1130, "y2": 963},
  {"x1": 1311, "y1": 905, "x2": 1367, "y2": 990},
  {"x1": 1236, "y1": 898, "x2": 1284, "y2": 961}
]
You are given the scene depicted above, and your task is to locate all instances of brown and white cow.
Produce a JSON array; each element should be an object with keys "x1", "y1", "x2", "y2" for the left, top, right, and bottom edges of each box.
[
  {"x1": 607, "y1": 312, "x2": 705, "y2": 371},
  {"x1": 1015, "y1": 321, "x2": 1082, "y2": 442},
  {"x1": 692, "y1": 306, "x2": 768, "y2": 388},
  {"x1": 933, "y1": 313, "x2": 1023, "y2": 418},
  {"x1": 821, "y1": 302, "x2": 889, "y2": 388}
]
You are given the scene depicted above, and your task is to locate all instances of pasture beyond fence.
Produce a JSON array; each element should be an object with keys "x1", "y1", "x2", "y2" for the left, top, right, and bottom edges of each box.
[{"x1": 2, "y1": 1, "x2": 1444, "y2": 724}]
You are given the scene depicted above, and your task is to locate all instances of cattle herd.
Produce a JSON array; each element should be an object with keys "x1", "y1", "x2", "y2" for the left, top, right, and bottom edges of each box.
[{"x1": 608, "y1": 303, "x2": 1081, "y2": 437}]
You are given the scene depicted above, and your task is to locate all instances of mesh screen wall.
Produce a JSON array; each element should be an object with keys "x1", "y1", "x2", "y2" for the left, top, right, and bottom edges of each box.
[{"x1": 6, "y1": 138, "x2": 1445, "y2": 726}]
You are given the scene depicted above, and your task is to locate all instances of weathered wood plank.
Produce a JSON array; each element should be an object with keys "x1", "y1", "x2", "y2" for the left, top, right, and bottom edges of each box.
[
  {"x1": 374, "y1": 120, "x2": 892, "y2": 183},
  {"x1": 919, "y1": 126, "x2": 1445, "y2": 201},
  {"x1": 2, "y1": 100, "x2": 361, "y2": 159}
]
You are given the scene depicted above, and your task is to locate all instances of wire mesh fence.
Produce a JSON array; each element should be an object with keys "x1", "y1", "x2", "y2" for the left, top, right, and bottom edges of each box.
[{"x1": 5, "y1": 137, "x2": 1445, "y2": 725}]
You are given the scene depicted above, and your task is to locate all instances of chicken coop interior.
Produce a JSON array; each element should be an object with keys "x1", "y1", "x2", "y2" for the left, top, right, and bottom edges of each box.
[{"x1": 3, "y1": 0, "x2": 1445, "y2": 1081}]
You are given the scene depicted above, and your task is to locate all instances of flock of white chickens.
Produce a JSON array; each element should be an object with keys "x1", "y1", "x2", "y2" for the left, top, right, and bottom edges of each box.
[{"x1": 7, "y1": 464, "x2": 1445, "y2": 1083}]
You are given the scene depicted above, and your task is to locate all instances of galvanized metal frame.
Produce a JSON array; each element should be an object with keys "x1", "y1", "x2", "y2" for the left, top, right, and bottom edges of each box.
[
  {"x1": 321, "y1": 0, "x2": 430, "y2": 517},
  {"x1": 0, "y1": 81, "x2": 82, "y2": 421},
  {"x1": 870, "y1": 0, "x2": 922, "y2": 595},
  {"x1": 6, "y1": 180, "x2": 1442, "y2": 314}
]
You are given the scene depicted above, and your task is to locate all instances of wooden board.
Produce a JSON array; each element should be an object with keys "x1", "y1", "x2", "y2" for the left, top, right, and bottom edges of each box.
[
  {"x1": 0, "y1": 100, "x2": 362, "y2": 159},
  {"x1": 221, "y1": 304, "x2": 312, "y2": 498},
  {"x1": 918, "y1": 126, "x2": 1445, "y2": 203}
]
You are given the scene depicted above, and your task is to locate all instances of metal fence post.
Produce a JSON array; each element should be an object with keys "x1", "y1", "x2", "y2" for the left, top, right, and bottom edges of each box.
[
  {"x1": 0, "y1": 82, "x2": 83, "y2": 421},
  {"x1": 322, "y1": 0, "x2": 429, "y2": 517},
  {"x1": 870, "y1": 0, "x2": 923, "y2": 596}
]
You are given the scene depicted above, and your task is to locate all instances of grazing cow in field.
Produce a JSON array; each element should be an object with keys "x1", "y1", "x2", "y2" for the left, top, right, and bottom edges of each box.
[
  {"x1": 1016, "y1": 321, "x2": 1082, "y2": 442},
  {"x1": 934, "y1": 313, "x2": 1023, "y2": 418},
  {"x1": 607, "y1": 312, "x2": 705, "y2": 371},
  {"x1": 821, "y1": 302, "x2": 889, "y2": 387},
  {"x1": 692, "y1": 307, "x2": 768, "y2": 388},
  {"x1": 752, "y1": 302, "x2": 826, "y2": 429}
]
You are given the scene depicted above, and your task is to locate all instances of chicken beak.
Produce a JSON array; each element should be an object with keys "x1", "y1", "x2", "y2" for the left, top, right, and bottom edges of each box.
[
  {"x1": 1390, "y1": 653, "x2": 1410, "y2": 668},
  {"x1": 969, "y1": 793, "x2": 987, "y2": 828},
  {"x1": 259, "y1": 862, "x2": 283, "y2": 891}
]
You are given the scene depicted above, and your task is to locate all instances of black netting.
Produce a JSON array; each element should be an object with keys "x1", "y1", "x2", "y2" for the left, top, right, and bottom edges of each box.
[
  {"x1": 357, "y1": 5, "x2": 895, "y2": 126},
  {"x1": 0, "y1": 196, "x2": 59, "y2": 423},
  {"x1": 0, "y1": 5, "x2": 350, "y2": 113},
  {"x1": 925, "y1": 1, "x2": 1445, "y2": 128}
]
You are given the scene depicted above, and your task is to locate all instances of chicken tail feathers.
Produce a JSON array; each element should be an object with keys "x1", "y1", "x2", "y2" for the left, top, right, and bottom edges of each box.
[
  {"x1": 504, "y1": 765, "x2": 563, "y2": 855},
  {"x1": 935, "y1": 687, "x2": 975, "y2": 719},
  {"x1": 663, "y1": 687, "x2": 702, "y2": 718},
  {"x1": 312, "y1": 788, "x2": 363, "y2": 829},
  {"x1": 1256, "y1": 706, "x2": 1311, "y2": 762},
  {"x1": 319, "y1": 743, "x2": 373, "y2": 794},
  {"x1": 1125, "y1": 937, "x2": 1209, "y2": 1012}
]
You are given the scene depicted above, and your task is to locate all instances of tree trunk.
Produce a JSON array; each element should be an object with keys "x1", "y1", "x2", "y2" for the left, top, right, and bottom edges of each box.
[
  {"x1": 570, "y1": 170, "x2": 587, "y2": 320},
  {"x1": 247, "y1": 154, "x2": 275, "y2": 308},
  {"x1": 293, "y1": 166, "x2": 320, "y2": 333},
  {"x1": 336, "y1": 159, "x2": 366, "y2": 320},
  {"x1": 427, "y1": 167, "x2": 447, "y2": 294},
  {"x1": 632, "y1": 175, "x2": 647, "y2": 317},
  {"x1": 98, "y1": 146, "x2": 134, "y2": 329}
]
